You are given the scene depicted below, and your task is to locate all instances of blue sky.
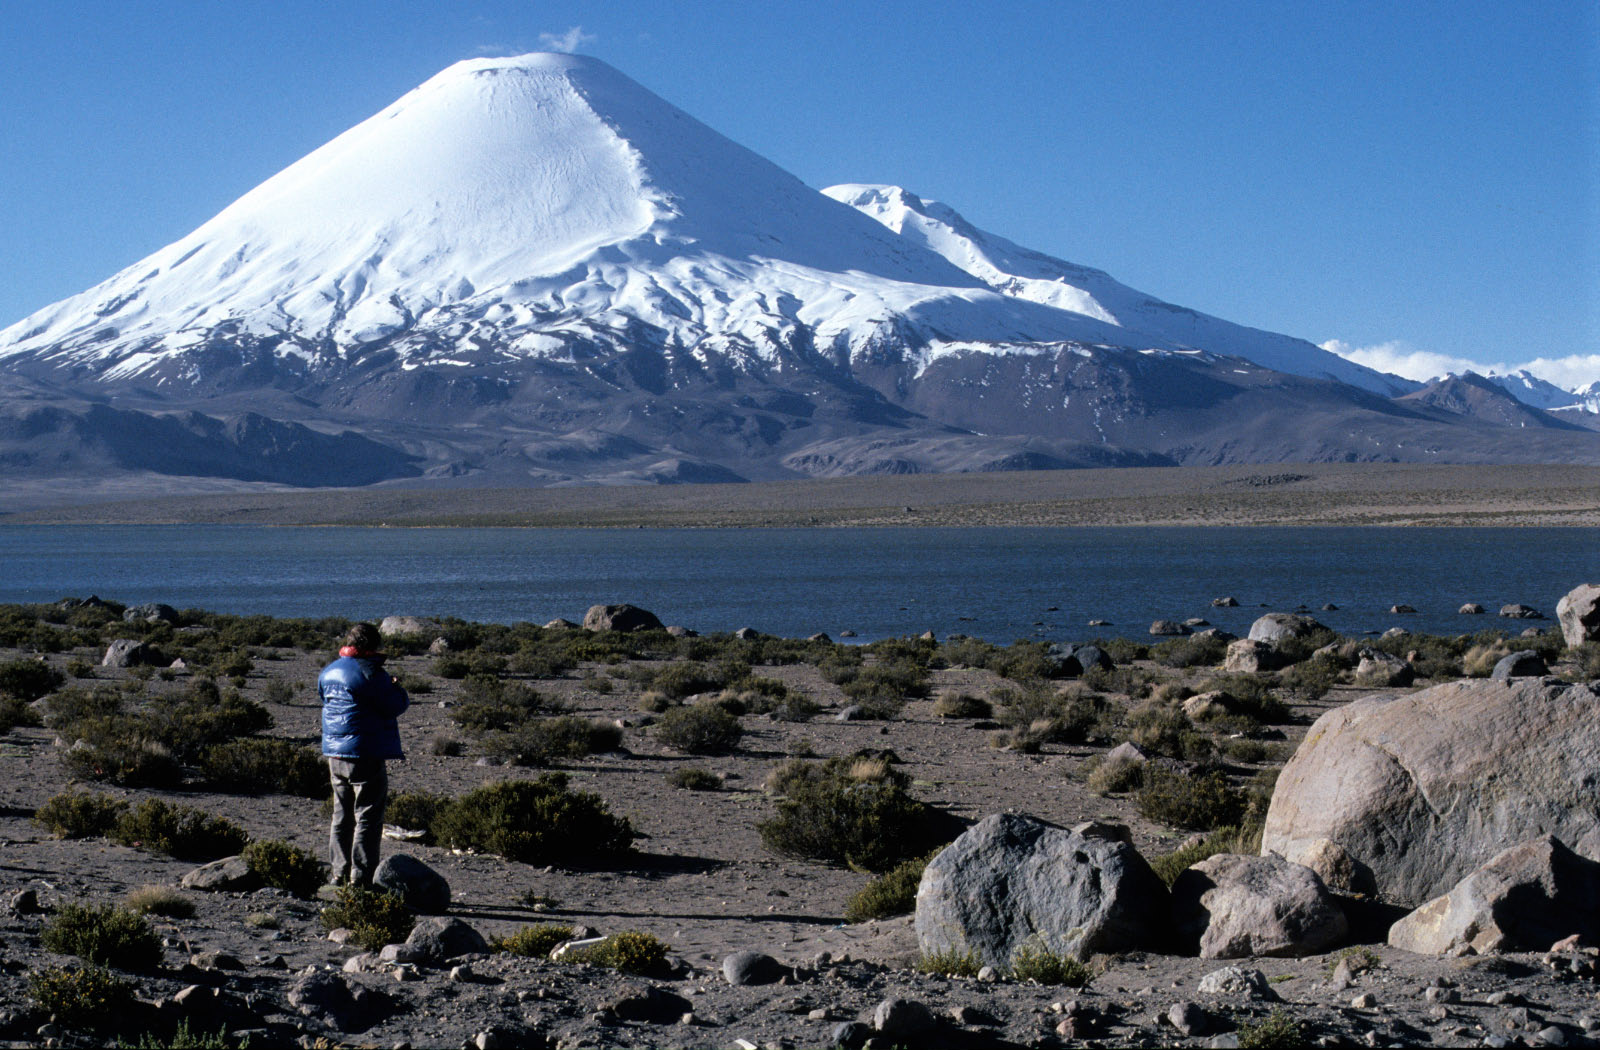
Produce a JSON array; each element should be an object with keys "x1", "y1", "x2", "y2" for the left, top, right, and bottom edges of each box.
[{"x1": 3, "y1": 0, "x2": 1596, "y2": 385}]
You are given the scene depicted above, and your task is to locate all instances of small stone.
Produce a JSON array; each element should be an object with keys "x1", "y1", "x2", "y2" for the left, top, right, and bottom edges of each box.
[
  {"x1": 1426, "y1": 1005, "x2": 1449, "y2": 1021},
  {"x1": 873, "y1": 997, "x2": 935, "y2": 1037},
  {"x1": 9, "y1": 888, "x2": 41, "y2": 915},
  {"x1": 1167, "y1": 1001, "x2": 1211, "y2": 1036},
  {"x1": 1055, "y1": 1018, "x2": 1077, "y2": 1039},
  {"x1": 1537, "y1": 1026, "x2": 1569, "y2": 1046},
  {"x1": 1485, "y1": 991, "x2": 1515, "y2": 1006},
  {"x1": 1351, "y1": 993, "x2": 1376, "y2": 1008},
  {"x1": 808, "y1": 1009, "x2": 828, "y2": 1021},
  {"x1": 723, "y1": 950, "x2": 788, "y2": 986},
  {"x1": 1424, "y1": 986, "x2": 1459, "y2": 1004},
  {"x1": 829, "y1": 1025, "x2": 869, "y2": 1050},
  {"x1": 449, "y1": 965, "x2": 473, "y2": 982},
  {"x1": 976, "y1": 965, "x2": 998, "y2": 982},
  {"x1": 680, "y1": 1013, "x2": 696, "y2": 1025},
  {"x1": 327, "y1": 928, "x2": 354, "y2": 945}
]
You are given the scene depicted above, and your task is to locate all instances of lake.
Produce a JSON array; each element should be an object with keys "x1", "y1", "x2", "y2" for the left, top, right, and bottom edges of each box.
[{"x1": 0, "y1": 525, "x2": 1592, "y2": 643}]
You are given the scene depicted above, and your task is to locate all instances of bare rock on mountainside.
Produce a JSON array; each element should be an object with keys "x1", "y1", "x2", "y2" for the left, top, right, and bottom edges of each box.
[
  {"x1": 1171, "y1": 853, "x2": 1348, "y2": 959},
  {"x1": 915, "y1": 812, "x2": 1169, "y2": 966},
  {"x1": 1387, "y1": 836, "x2": 1600, "y2": 955},
  {"x1": 1262, "y1": 678, "x2": 1600, "y2": 906},
  {"x1": 1556, "y1": 583, "x2": 1600, "y2": 648}
]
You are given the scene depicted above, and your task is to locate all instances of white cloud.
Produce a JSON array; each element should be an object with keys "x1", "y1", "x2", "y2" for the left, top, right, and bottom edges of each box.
[
  {"x1": 539, "y1": 26, "x2": 596, "y2": 53},
  {"x1": 1320, "y1": 339, "x2": 1600, "y2": 393}
]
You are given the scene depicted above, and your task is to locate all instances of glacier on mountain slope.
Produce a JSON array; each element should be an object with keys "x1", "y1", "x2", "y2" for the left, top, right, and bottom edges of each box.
[{"x1": 0, "y1": 52, "x2": 1406, "y2": 400}]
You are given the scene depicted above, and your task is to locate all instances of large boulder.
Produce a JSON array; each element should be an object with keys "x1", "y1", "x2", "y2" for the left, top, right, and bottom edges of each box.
[
  {"x1": 102, "y1": 639, "x2": 153, "y2": 668},
  {"x1": 1261, "y1": 678, "x2": 1600, "y2": 906},
  {"x1": 1352, "y1": 648, "x2": 1413, "y2": 688},
  {"x1": 123, "y1": 603, "x2": 179, "y2": 624},
  {"x1": 401, "y1": 916, "x2": 488, "y2": 962},
  {"x1": 1247, "y1": 613, "x2": 1325, "y2": 645},
  {"x1": 1171, "y1": 853, "x2": 1348, "y2": 959},
  {"x1": 915, "y1": 812, "x2": 1169, "y2": 967},
  {"x1": 1490, "y1": 651, "x2": 1549, "y2": 679},
  {"x1": 1499, "y1": 603, "x2": 1543, "y2": 620},
  {"x1": 1224, "y1": 638, "x2": 1280, "y2": 673},
  {"x1": 1388, "y1": 836, "x2": 1600, "y2": 955},
  {"x1": 582, "y1": 604, "x2": 664, "y2": 633},
  {"x1": 1557, "y1": 584, "x2": 1600, "y2": 649},
  {"x1": 374, "y1": 854, "x2": 451, "y2": 914},
  {"x1": 379, "y1": 616, "x2": 441, "y2": 637}
]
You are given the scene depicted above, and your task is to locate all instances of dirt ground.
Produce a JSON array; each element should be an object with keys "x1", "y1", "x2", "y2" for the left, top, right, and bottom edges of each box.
[{"x1": 2, "y1": 627, "x2": 1599, "y2": 1048}]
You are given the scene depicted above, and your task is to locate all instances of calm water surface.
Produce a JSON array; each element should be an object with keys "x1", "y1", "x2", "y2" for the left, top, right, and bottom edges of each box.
[{"x1": 0, "y1": 526, "x2": 1593, "y2": 643}]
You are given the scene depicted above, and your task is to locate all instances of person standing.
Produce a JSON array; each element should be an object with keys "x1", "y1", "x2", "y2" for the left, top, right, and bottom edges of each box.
[{"x1": 320, "y1": 622, "x2": 409, "y2": 888}]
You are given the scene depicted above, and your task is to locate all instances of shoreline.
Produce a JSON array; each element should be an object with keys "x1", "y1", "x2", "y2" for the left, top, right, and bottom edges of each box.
[{"x1": 4, "y1": 461, "x2": 1600, "y2": 527}]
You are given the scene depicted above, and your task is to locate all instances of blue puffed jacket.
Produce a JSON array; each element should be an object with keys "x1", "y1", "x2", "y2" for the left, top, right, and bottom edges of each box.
[{"x1": 319, "y1": 655, "x2": 410, "y2": 759}]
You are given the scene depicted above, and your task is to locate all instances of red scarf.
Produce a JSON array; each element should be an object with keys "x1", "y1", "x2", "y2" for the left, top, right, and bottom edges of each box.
[{"x1": 339, "y1": 646, "x2": 379, "y2": 659}]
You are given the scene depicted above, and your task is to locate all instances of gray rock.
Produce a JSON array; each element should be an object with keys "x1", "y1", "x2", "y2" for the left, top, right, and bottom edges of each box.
[
  {"x1": 1460, "y1": 603, "x2": 1485, "y2": 615},
  {"x1": 403, "y1": 916, "x2": 488, "y2": 962},
  {"x1": 582, "y1": 604, "x2": 663, "y2": 633},
  {"x1": 834, "y1": 705, "x2": 865, "y2": 722},
  {"x1": 472, "y1": 1026, "x2": 524, "y2": 1050},
  {"x1": 1167, "y1": 1001, "x2": 1214, "y2": 1036},
  {"x1": 101, "y1": 638, "x2": 153, "y2": 668},
  {"x1": 123, "y1": 603, "x2": 178, "y2": 624},
  {"x1": 1388, "y1": 836, "x2": 1600, "y2": 955},
  {"x1": 1390, "y1": 604, "x2": 1417, "y2": 614},
  {"x1": 543, "y1": 618, "x2": 579, "y2": 631},
  {"x1": 9, "y1": 888, "x2": 41, "y2": 915},
  {"x1": 608, "y1": 983, "x2": 692, "y2": 1023},
  {"x1": 873, "y1": 997, "x2": 936, "y2": 1038},
  {"x1": 722, "y1": 950, "x2": 788, "y2": 985},
  {"x1": 1491, "y1": 651, "x2": 1549, "y2": 679},
  {"x1": 287, "y1": 971, "x2": 385, "y2": 1032},
  {"x1": 1557, "y1": 584, "x2": 1600, "y2": 648},
  {"x1": 181, "y1": 855, "x2": 259, "y2": 892},
  {"x1": 374, "y1": 853, "x2": 450, "y2": 914},
  {"x1": 1172, "y1": 853, "x2": 1349, "y2": 958},
  {"x1": 378, "y1": 616, "x2": 440, "y2": 637},
  {"x1": 1224, "y1": 638, "x2": 1280, "y2": 673},
  {"x1": 1499, "y1": 603, "x2": 1544, "y2": 619},
  {"x1": 1212, "y1": 596, "x2": 1240, "y2": 608},
  {"x1": 1149, "y1": 620, "x2": 1189, "y2": 636},
  {"x1": 1354, "y1": 648, "x2": 1414, "y2": 687},
  {"x1": 1261, "y1": 678, "x2": 1600, "y2": 906},
  {"x1": 1195, "y1": 966, "x2": 1280, "y2": 1000},
  {"x1": 915, "y1": 812, "x2": 1170, "y2": 967},
  {"x1": 427, "y1": 637, "x2": 451, "y2": 654},
  {"x1": 830, "y1": 1021, "x2": 871, "y2": 1049},
  {"x1": 733, "y1": 626, "x2": 762, "y2": 640},
  {"x1": 1247, "y1": 613, "x2": 1326, "y2": 644}
]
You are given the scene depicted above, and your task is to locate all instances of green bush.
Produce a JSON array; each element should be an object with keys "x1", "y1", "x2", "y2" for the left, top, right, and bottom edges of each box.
[
  {"x1": 479, "y1": 716, "x2": 623, "y2": 766},
  {"x1": 839, "y1": 659, "x2": 928, "y2": 716},
  {"x1": 1009, "y1": 943, "x2": 1094, "y2": 986},
  {"x1": 119, "y1": 1017, "x2": 243, "y2": 1049},
  {"x1": 123, "y1": 885, "x2": 195, "y2": 918},
  {"x1": 668, "y1": 767, "x2": 722, "y2": 790},
  {"x1": 430, "y1": 775, "x2": 634, "y2": 864},
  {"x1": 933, "y1": 691, "x2": 992, "y2": 718},
  {"x1": 41, "y1": 685, "x2": 123, "y2": 730},
  {"x1": 0, "y1": 694, "x2": 41, "y2": 734},
  {"x1": 450, "y1": 674, "x2": 560, "y2": 732},
  {"x1": 563, "y1": 930, "x2": 671, "y2": 975},
  {"x1": 757, "y1": 754, "x2": 959, "y2": 873},
  {"x1": 0, "y1": 657, "x2": 66, "y2": 700},
  {"x1": 319, "y1": 886, "x2": 414, "y2": 951},
  {"x1": 60, "y1": 733, "x2": 185, "y2": 788},
  {"x1": 143, "y1": 679, "x2": 272, "y2": 759},
  {"x1": 1238, "y1": 1009, "x2": 1307, "y2": 1049},
  {"x1": 35, "y1": 789, "x2": 129, "y2": 839},
  {"x1": 1136, "y1": 767, "x2": 1247, "y2": 832},
  {"x1": 916, "y1": 948, "x2": 980, "y2": 977},
  {"x1": 28, "y1": 965, "x2": 138, "y2": 1030},
  {"x1": 200, "y1": 738, "x2": 326, "y2": 796},
  {"x1": 492, "y1": 924, "x2": 574, "y2": 958},
  {"x1": 1084, "y1": 754, "x2": 1145, "y2": 796},
  {"x1": 1150, "y1": 634, "x2": 1229, "y2": 669},
  {"x1": 431, "y1": 652, "x2": 507, "y2": 679},
  {"x1": 1148, "y1": 825, "x2": 1262, "y2": 886},
  {"x1": 42, "y1": 902, "x2": 162, "y2": 971},
  {"x1": 111, "y1": 799, "x2": 250, "y2": 861},
  {"x1": 1125, "y1": 702, "x2": 1214, "y2": 761},
  {"x1": 387, "y1": 790, "x2": 450, "y2": 834},
  {"x1": 243, "y1": 839, "x2": 326, "y2": 898},
  {"x1": 844, "y1": 851, "x2": 936, "y2": 923},
  {"x1": 1195, "y1": 675, "x2": 1291, "y2": 724},
  {"x1": 654, "y1": 702, "x2": 743, "y2": 755}
]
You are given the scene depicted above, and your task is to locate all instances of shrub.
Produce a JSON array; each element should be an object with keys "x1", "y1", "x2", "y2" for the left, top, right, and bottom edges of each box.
[
  {"x1": 213, "y1": 651, "x2": 253, "y2": 678},
  {"x1": 35, "y1": 789, "x2": 128, "y2": 838},
  {"x1": 492, "y1": 924, "x2": 575, "y2": 958},
  {"x1": 431, "y1": 652, "x2": 507, "y2": 679},
  {"x1": 1125, "y1": 702, "x2": 1214, "y2": 761},
  {"x1": 668, "y1": 767, "x2": 722, "y2": 790},
  {"x1": 933, "y1": 691, "x2": 992, "y2": 719},
  {"x1": 243, "y1": 839, "x2": 326, "y2": 898},
  {"x1": 1148, "y1": 825, "x2": 1261, "y2": 885},
  {"x1": 200, "y1": 738, "x2": 326, "y2": 796},
  {"x1": 430, "y1": 733, "x2": 463, "y2": 756},
  {"x1": 144, "y1": 679, "x2": 273, "y2": 759},
  {"x1": 1237, "y1": 1009, "x2": 1307, "y2": 1049},
  {"x1": 844, "y1": 851, "x2": 936, "y2": 923},
  {"x1": 479, "y1": 716, "x2": 623, "y2": 766},
  {"x1": 1084, "y1": 754, "x2": 1145, "y2": 796},
  {"x1": 387, "y1": 790, "x2": 449, "y2": 834},
  {"x1": 641, "y1": 661, "x2": 730, "y2": 700},
  {"x1": 757, "y1": 754, "x2": 959, "y2": 873},
  {"x1": 430, "y1": 775, "x2": 635, "y2": 864},
  {"x1": 563, "y1": 931, "x2": 671, "y2": 975},
  {"x1": 839, "y1": 659, "x2": 928, "y2": 716},
  {"x1": 1573, "y1": 643, "x2": 1600, "y2": 682},
  {"x1": 42, "y1": 902, "x2": 162, "y2": 971},
  {"x1": 28, "y1": 965, "x2": 137, "y2": 1030},
  {"x1": 319, "y1": 886, "x2": 414, "y2": 951},
  {"x1": 41, "y1": 685, "x2": 123, "y2": 730},
  {"x1": 655, "y1": 702, "x2": 743, "y2": 755},
  {"x1": 916, "y1": 948, "x2": 980, "y2": 977},
  {"x1": 60, "y1": 733, "x2": 184, "y2": 788},
  {"x1": 120, "y1": 1018, "x2": 242, "y2": 1049},
  {"x1": 450, "y1": 674, "x2": 559, "y2": 732},
  {"x1": 0, "y1": 695, "x2": 41, "y2": 734},
  {"x1": 1009, "y1": 943, "x2": 1094, "y2": 986},
  {"x1": 263, "y1": 680, "x2": 296, "y2": 705},
  {"x1": 1194, "y1": 675, "x2": 1291, "y2": 724},
  {"x1": 111, "y1": 799, "x2": 250, "y2": 861},
  {"x1": 1151, "y1": 634, "x2": 1229, "y2": 669},
  {"x1": 1136, "y1": 767, "x2": 1247, "y2": 832},
  {"x1": 0, "y1": 657, "x2": 66, "y2": 700},
  {"x1": 123, "y1": 885, "x2": 195, "y2": 918}
]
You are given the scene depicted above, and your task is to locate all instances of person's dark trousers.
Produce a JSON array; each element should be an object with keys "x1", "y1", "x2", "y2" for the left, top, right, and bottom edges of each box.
[{"x1": 328, "y1": 756, "x2": 387, "y2": 886}]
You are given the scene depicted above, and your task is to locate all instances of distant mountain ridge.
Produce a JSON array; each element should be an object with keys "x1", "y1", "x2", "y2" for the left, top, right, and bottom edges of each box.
[{"x1": 1, "y1": 52, "x2": 1596, "y2": 501}]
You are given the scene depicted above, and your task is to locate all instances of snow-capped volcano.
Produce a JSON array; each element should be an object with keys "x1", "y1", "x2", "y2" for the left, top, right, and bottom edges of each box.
[
  {"x1": 2, "y1": 52, "x2": 1397, "y2": 394},
  {"x1": 3, "y1": 52, "x2": 1594, "y2": 499}
]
